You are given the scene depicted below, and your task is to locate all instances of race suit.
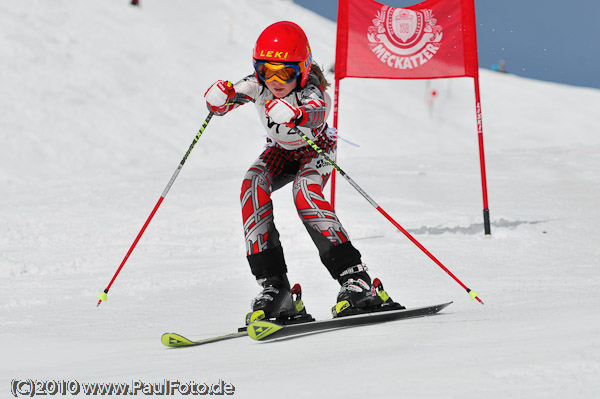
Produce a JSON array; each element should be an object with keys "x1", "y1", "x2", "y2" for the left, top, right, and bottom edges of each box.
[{"x1": 215, "y1": 72, "x2": 362, "y2": 281}]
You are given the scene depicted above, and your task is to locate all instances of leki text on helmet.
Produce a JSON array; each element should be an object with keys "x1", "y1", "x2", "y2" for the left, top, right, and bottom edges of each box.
[{"x1": 258, "y1": 50, "x2": 289, "y2": 60}]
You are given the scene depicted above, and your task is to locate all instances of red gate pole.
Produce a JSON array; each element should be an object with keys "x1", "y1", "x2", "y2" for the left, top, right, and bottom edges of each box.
[{"x1": 474, "y1": 75, "x2": 491, "y2": 236}]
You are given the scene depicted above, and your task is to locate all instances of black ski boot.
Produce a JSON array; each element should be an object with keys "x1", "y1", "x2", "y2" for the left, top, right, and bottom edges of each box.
[
  {"x1": 246, "y1": 274, "x2": 313, "y2": 325},
  {"x1": 332, "y1": 264, "x2": 404, "y2": 317}
]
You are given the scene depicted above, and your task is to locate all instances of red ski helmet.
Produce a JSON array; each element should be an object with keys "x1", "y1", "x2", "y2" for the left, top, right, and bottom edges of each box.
[{"x1": 252, "y1": 21, "x2": 312, "y2": 88}]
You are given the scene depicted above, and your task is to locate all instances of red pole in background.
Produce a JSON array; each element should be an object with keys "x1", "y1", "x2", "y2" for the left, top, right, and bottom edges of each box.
[
  {"x1": 330, "y1": 77, "x2": 340, "y2": 210},
  {"x1": 473, "y1": 75, "x2": 491, "y2": 236}
]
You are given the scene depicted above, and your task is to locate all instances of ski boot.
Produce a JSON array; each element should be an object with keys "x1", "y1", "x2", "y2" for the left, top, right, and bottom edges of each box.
[
  {"x1": 332, "y1": 264, "x2": 405, "y2": 318},
  {"x1": 245, "y1": 275, "x2": 314, "y2": 326}
]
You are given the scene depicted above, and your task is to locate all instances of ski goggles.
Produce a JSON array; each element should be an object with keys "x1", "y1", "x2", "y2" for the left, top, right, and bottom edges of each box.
[{"x1": 254, "y1": 61, "x2": 301, "y2": 84}]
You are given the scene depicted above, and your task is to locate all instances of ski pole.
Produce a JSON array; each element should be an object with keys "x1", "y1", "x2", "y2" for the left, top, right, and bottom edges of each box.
[
  {"x1": 295, "y1": 128, "x2": 483, "y2": 305},
  {"x1": 97, "y1": 112, "x2": 214, "y2": 307}
]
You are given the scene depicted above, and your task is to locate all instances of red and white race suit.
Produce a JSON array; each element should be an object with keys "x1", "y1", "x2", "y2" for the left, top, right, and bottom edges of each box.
[{"x1": 215, "y1": 72, "x2": 361, "y2": 279}]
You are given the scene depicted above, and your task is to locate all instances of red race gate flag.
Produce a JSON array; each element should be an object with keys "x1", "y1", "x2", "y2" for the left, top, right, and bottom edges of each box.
[
  {"x1": 332, "y1": 0, "x2": 490, "y2": 235},
  {"x1": 336, "y1": 0, "x2": 479, "y2": 79}
]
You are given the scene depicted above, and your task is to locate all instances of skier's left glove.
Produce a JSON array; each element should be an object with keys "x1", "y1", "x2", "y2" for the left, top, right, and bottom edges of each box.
[{"x1": 265, "y1": 99, "x2": 307, "y2": 128}]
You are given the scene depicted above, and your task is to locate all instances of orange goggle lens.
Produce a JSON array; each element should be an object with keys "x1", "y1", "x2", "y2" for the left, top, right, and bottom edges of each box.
[{"x1": 254, "y1": 61, "x2": 301, "y2": 84}]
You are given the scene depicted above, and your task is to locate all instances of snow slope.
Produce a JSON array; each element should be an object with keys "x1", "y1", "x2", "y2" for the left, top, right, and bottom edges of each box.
[{"x1": 1, "y1": 1, "x2": 600, "y2": 398}]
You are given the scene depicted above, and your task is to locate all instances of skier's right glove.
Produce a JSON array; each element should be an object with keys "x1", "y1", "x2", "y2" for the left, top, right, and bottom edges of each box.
[{"x1": 204, "y1": 80, "x2": 236, "y2": 115}]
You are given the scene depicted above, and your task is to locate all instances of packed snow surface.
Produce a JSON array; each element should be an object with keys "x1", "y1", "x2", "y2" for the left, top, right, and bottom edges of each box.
[{"x1": 2, "y1": 1, "x2": 599, "y2": 398}]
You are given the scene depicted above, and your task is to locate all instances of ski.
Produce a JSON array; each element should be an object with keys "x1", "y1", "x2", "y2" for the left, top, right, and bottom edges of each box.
[
  {"x1": 247, "y1": 302, "x2": 452, "y2": 341},
  {"x1": 161, "y1": 302, "x2": 452, "y2": 347},
  {"x1": 161, "y1": 329, "x2": 247, "y2": 348},
  {"x1": 160, "y1": 282, "x2": 315, "y2": 348}
]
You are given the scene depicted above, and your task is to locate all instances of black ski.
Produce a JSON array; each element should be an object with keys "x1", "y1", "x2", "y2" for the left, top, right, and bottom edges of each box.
[{"x1": 247, "y1": 302, "x2": 452, "y2": 341}]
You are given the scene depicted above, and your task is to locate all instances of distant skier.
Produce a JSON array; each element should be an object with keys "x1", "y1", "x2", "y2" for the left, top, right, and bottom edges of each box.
[
  {"x1": 130, "y1": 0, "x2": 139, "y2": 6},
  {"x1": 203, "y1": 21, "x2": 403, "y2": 322}
]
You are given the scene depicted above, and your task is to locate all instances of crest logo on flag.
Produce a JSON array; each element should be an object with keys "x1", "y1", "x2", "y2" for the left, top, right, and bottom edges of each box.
[
  {"x1": 391, "y1": 9, "x2": 421, "y2": 43},
  {"x1": 367, "y1": 6, "x2": 443, "y2": 70}
]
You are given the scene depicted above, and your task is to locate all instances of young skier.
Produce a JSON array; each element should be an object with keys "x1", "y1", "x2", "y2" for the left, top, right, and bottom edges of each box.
[{"x1": 204, "y1": 21, "x2": 402, "y2": 321}]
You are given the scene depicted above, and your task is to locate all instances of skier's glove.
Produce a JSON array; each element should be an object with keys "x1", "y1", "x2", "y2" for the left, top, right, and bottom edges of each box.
[
  {"x1": 204, "y1": 80, "x2": 235, "y2": 114},
  {"x1": 265, "y1": 99, "x2": 307, "y2": 128}
]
